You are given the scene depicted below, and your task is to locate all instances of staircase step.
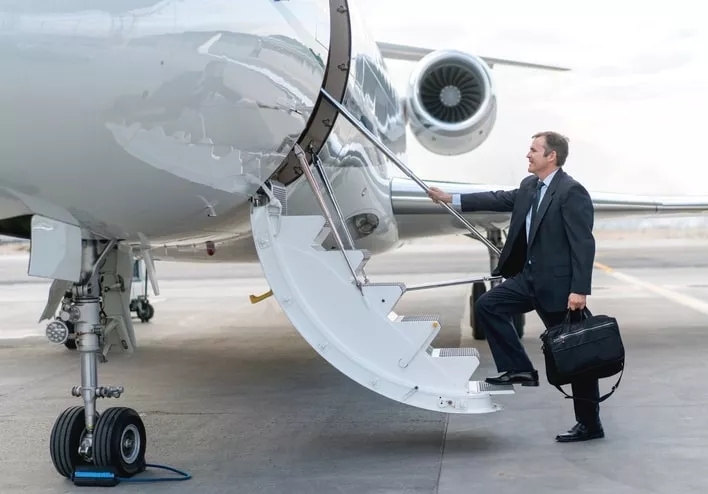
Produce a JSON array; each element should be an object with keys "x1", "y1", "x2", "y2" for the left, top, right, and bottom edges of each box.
[
  {"x1": 361, "y1": 282, "x2": 406, "y2": 316},
  {"x1": 364, "y1": 281, "x2": 406, "y2": 289},
  {"x1": 469, "y1": 381, "x2": 515, "y2": 395},
  {"x1": 269, "y1": 181, "x2": 288, "y2": 216},
  {"x1": 400, "y1": 315, "x2": 439, "y2": 323},
  {"x1": 357, "y1": 249, "x2": 371, "y2": 274},
  {"x1": 430, "y1": 347, "x2": 480, "y2": 358}
]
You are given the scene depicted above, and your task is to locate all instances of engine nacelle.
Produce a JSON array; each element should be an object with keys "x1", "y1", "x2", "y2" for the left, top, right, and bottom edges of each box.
[{"x1": 405, "y1": 50, "x2": 497, "y2": 156}]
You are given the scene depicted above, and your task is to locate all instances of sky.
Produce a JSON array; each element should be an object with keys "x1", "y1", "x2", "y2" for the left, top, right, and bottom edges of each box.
[{"x1": 354, "y1": 0, "x2": 708, "y2": 197}]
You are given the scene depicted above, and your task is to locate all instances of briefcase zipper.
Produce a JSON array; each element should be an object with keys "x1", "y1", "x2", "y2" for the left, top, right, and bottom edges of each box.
[{"x1": 551, "y1": 322, "x2": 614, "y2": 344}]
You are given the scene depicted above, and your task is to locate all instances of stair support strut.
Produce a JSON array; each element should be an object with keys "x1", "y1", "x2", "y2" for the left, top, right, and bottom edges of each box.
[{"x1": 293, "y1": 144, "x2": 363, "y2": 290}]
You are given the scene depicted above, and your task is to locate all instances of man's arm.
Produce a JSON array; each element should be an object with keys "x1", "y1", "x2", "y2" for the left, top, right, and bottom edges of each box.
[
  {"x1": 560, "y1": 183, "x2": 595, "y2": 295},
  {"x1": 428, "y1": 187, "x2": 518, "y2": 212},
  {"x1": 459, "y1": 189, "x2": 518, "y2": 213}
]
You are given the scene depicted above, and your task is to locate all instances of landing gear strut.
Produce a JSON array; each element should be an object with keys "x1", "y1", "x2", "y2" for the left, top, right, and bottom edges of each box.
[
  {"x1": 129, "y1": 259, "x2": 154, "y2": 323},
  {"x1": 48, "y1": 240, "x2": 147, "y2": 479},
  {"x1": 469, "y1": 228, "x2": 525, "y2": 340}
]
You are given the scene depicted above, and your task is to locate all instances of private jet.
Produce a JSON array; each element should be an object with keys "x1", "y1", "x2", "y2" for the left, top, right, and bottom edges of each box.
[{"x1": 2, "y1": 0, "x2": 706, "y2": 481}]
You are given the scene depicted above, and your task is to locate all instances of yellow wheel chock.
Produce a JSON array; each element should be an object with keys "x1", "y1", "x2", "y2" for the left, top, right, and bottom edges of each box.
[{"x1": 249, "y1": 289, "x2": 273, "y2": 304}]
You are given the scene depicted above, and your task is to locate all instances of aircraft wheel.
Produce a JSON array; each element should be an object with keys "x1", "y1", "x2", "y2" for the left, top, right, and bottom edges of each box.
[
  {"x1": 49, "y1": 406, "x2": 90, "y2": 478},
  {"x1": 93, "y1": 407, "x2": 147, "y2": 478},
  {"x1": 137, "y1": 302, "x2": 154, "y2": 323}
]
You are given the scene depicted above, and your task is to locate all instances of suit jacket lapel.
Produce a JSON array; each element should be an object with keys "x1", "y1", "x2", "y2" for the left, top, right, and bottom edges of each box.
[{"x1": 528, "y1": 169, "x2": 563, "y2": 247}]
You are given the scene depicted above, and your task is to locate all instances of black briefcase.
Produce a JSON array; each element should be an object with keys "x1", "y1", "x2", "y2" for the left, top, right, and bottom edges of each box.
[{"x1": 540, "y1": 308, "x2": 624, "y2": 403}]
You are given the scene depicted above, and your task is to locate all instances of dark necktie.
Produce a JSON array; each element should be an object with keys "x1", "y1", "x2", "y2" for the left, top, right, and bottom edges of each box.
[{"x1": 530, "y1": 180, "x2": 545, "y2": 228}]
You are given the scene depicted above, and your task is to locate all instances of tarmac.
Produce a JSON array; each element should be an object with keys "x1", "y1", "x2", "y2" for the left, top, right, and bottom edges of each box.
[{"x1": 0, "y1": 234, "x2": 707, "y2": 493}]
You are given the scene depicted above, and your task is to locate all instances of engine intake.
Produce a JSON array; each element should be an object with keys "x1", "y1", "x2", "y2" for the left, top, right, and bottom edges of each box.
[{"x1": 405, "y1": 50, "x2": 497, "y2": 156}]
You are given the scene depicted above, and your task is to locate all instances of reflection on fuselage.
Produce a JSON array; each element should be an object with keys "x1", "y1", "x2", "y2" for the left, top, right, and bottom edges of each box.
[{"x1": 0, "y1": 0, "x2": 410, "y2": 260}]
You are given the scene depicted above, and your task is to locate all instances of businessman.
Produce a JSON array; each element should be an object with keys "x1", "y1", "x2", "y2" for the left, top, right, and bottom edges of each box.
[{"x1": 427, "y1": 131, "x2": 602, "y2": 442}]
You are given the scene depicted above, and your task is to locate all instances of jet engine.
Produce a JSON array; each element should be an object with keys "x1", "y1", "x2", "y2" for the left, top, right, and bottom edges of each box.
[{"x1": 405, "y1": 50, "x2": 497, "y2": 156}]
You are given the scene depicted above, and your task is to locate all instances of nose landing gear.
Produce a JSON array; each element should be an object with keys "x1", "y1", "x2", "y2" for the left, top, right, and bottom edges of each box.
[{"x1": 47, "y1": 240, "x2": 148, "y2": 479}]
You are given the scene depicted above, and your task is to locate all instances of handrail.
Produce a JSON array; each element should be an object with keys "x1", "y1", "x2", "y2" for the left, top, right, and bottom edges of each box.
[
  {"x1": 292, "y1": 144, "x2": 363, "y2": 290},
  {"x1": 405, "y1": 275, "x2": 502, "y2": 292},
  {"x1": 311, "y1": 152, "x2": 369, "y2": 283},
  {"x1": 319, "y1": 88, "x2": 502, "y2": 257}
]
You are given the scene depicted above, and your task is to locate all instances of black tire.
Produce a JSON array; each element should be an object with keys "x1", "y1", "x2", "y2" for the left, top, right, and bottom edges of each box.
[
  {"x1": 470, "y1": 282, "x2": 487, "y2": 340},
  {"x1": 93, "y1": 407, "x2": 147, "y2": 478},
  {"x1": 64, "y1": 321, "x2": 76, "y2": 350},
  {"x1": 49, "y1": 406, "x2": 89, "y2": 478},
  {"x1": 137, "y1": 303, "x2": 154, "y2": 323}
]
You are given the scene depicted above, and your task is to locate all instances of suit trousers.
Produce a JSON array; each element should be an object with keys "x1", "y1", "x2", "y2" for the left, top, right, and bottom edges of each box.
[{"x1": 475, "y1": 270, "x2": 601, "y2": 426}]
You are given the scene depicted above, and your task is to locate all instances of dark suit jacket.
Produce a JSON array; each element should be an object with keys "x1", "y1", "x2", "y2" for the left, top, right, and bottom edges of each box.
[{"x1": 460, "y1": 168, "x2": 595, "y2": 312}]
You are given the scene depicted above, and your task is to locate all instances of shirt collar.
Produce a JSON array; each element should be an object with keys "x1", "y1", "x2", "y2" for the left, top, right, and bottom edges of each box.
[{"x1": 539, "y1": 168, "x2": 559, "y2": 188}]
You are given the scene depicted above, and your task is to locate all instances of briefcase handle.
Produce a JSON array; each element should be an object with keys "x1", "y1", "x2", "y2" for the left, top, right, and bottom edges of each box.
[{"x1": 563, "y1": 307, "x2": 592, "y2": 324}]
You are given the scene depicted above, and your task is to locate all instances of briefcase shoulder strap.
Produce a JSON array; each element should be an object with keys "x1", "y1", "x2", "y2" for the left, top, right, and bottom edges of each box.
[{"x1": 554, "y1": 366, "x2": 624, "y2": 404}]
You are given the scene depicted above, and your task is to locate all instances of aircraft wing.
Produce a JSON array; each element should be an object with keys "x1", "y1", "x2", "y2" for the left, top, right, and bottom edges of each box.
[
  {"x1": 376, "y1": 41, "x2": 571, "y2": 71},
  {"x1": 389, "y1": 177, "x2": 708, "y2": 240}
]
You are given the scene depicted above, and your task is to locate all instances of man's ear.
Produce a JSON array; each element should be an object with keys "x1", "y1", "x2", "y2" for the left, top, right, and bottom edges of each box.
[{"x1": 548, "y1": 150, "x2": 557, "y2": 164}]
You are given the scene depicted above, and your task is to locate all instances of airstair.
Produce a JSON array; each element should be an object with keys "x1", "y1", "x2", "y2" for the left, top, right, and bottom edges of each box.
[{"x1": 248, "y1": 89, "x2": 513, "y2": 415}]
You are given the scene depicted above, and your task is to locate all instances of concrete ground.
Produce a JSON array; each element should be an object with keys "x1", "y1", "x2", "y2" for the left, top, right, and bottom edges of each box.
[{"x1": 0, "y1": 236, "x2": 706, "y2": 493}]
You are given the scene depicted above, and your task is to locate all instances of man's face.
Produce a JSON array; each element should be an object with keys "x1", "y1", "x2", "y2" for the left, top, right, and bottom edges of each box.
[{"x1": 526, "y1": 136, "x2": 555, "y2": 175}]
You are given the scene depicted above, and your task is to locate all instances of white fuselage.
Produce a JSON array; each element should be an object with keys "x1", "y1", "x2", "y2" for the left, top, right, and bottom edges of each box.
[
  {"x1": 0, "y1": 0, "x2": 408, "y2": 262},
  {"x1": 5, "y1": 0, "x2": 704, "y2": 269}
]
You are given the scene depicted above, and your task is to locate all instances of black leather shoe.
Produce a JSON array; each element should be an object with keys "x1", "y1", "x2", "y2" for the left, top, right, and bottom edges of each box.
[
  {"x1": 555, "y1": 422, "x2": 604, "y2": 443},
  {"x1": 485, "y1": 370, "x2": 539, "y2": 387}
]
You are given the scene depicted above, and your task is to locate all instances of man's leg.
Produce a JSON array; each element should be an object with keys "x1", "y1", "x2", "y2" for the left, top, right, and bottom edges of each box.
[
  {"x1": 561, "y1": 378, "x2": 603, "y2": 437},
  {"x1": 475, "y1": 275, "x2": 536, "y2": 386},
  {"x1": 536, "y1": 309, "x2": 604, "y2": 442}
]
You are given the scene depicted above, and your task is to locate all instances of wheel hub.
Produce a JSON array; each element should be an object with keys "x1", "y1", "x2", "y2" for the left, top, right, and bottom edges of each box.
[{"x1": 121, "y1": 424, "x2": 141, "y2": 464}]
